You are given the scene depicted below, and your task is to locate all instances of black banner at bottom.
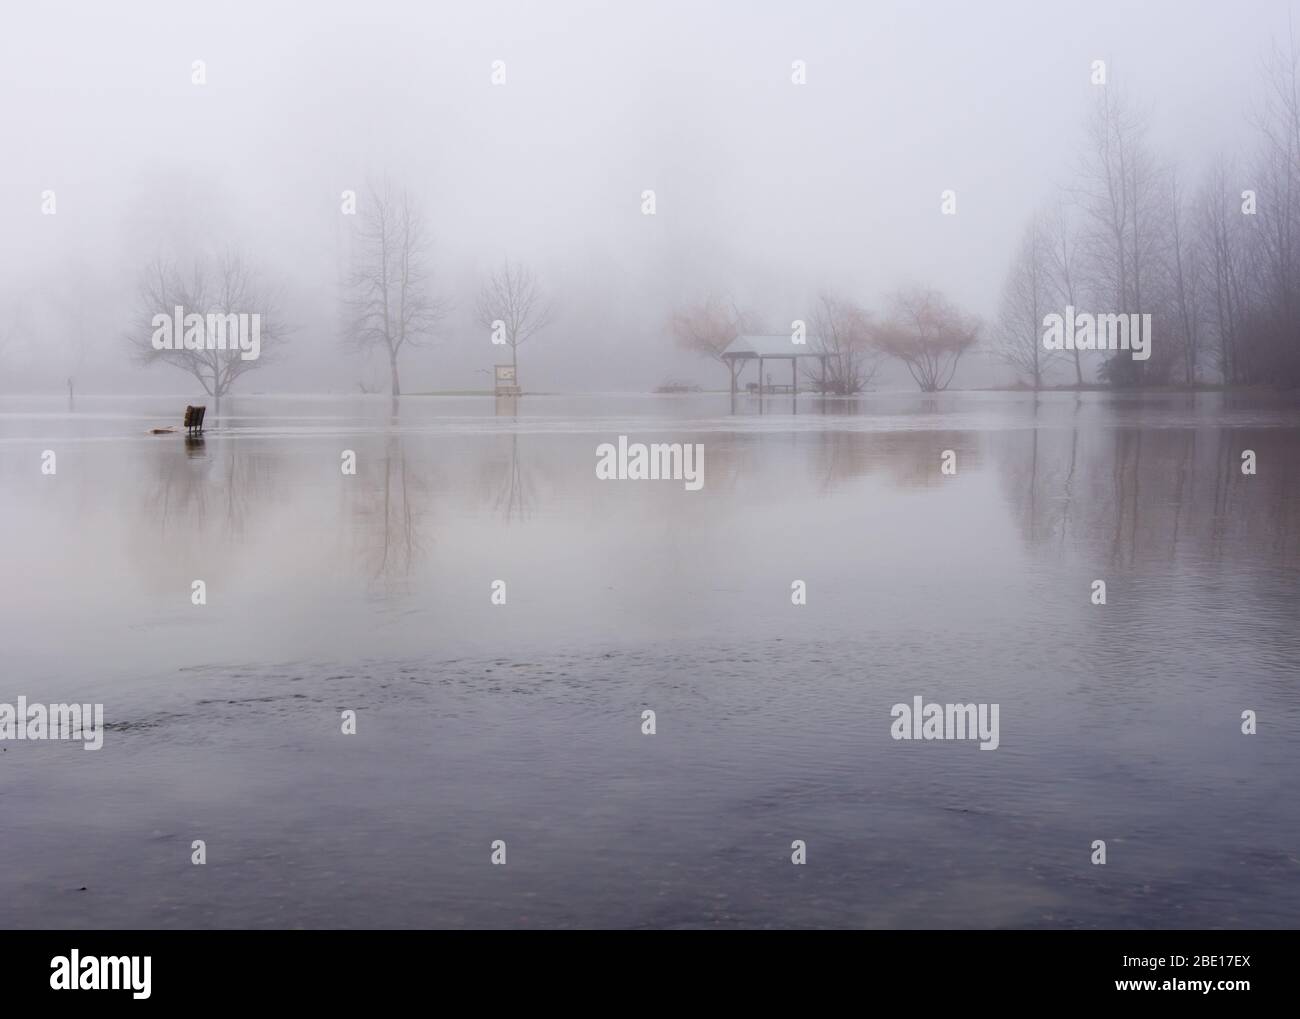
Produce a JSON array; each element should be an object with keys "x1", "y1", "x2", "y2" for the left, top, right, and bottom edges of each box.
[{"x1": 0, "y1": 930, "x2": 1288, "y2": 1005}]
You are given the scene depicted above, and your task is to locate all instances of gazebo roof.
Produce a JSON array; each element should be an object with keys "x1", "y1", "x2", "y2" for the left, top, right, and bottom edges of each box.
[{"x1": 720, "y1": 334, "x2": 825, "y2": 359}]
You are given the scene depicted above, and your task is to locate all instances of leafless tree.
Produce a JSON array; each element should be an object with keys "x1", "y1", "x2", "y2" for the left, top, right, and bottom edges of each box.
[
  {"x1": 805, "y1": 292, "x2": 878, "y2": 394},
  {"x1": 128, "y1": 249, "x2": 288, "y2": 412},
  {"x1": 994, "y1": 215, "x2": 1059, "y2": 388},
  {"x1": 1197, "y1": 158, "x2": 1252, "y2": 383},
  {"x1": 1075, "y1": 88, "x2": 1169, "y2": 384},
  {"x1": 1044, "y1": 201, "x2": 1087, "y2": 386},
  {"x1": 1167, "y1": 172, "x2": 1204, "y2": 384},
  {"x1": 669, "y1": 293, "x2": 751, "y2": 363},
  {"x1": 873, "y1": 287, "x2": 980, "y2": 391},
  {"x1": 1241, "y1": 33, "x2": 1300, "y2": 384},
  {"x1": 344, "y1": 181, "x2": 448, "y2": 396},
  {"x1": 475, "y1": 258, "x2": 556, "y2": 380}
]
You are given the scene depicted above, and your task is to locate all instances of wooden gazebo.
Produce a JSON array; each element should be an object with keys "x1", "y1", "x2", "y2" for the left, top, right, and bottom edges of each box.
[{"x1": 720, "y1": 334, "x2": 828, "y2": 403}]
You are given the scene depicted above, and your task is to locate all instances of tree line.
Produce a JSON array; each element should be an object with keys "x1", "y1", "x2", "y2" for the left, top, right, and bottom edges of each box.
[
  {"x1": 673, "y1": 41, "x2": 1300, "y2": 395},
  {"x1": 127, "y1": 180, "x2": 555, "y2": 406},
  {"x1": 995, "y1": 41, "x2": 1300, "y2": 389},
  {"x1": 124, "y1": 39, "x2": 1300, "y2": 403},
  {"x1": 669, "y1": 288, "x2": 981, "y2": 395}
]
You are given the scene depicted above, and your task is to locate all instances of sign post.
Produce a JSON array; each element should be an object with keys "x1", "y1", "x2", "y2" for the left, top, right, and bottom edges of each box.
[{"x1": 494, "y1": 364, "x2": 521, "y2": 397}]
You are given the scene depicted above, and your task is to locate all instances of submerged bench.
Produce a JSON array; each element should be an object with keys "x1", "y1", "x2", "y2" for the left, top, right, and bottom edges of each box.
[{"x1": 184, "y1": 405, "x2": 206, "y2": 435}]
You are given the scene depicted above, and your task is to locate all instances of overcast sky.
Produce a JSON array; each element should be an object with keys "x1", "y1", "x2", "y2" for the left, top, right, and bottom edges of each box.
[{"x1": 0, "y1": 0, "x2": 1288, "y2": 393}]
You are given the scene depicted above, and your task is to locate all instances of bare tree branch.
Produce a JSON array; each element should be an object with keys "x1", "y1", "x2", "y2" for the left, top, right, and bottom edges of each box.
[
  {"x1": 475, "y1": 257, "x2": 556, "y2": 379},
  {"x1": 343, "y1": 180, "x2": 449, "y2": 395}
]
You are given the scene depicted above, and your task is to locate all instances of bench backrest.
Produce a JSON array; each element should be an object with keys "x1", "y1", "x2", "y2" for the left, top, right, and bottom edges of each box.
[{"x1": 184, "y1": 405, "x2": 206, "y2": 428}]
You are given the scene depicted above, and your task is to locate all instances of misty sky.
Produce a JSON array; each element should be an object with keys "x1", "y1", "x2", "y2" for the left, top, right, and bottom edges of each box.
[{"x1": 0, "y1": 0, "x2": 1285, "y2": 393}]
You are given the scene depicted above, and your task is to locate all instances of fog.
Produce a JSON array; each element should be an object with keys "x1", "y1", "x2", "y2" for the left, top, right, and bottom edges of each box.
[
  {"x1": 0, "y1": 0, "x2": 1276, "y2": 394},
  {"x1": 5, "y1": 3, "x2": 1300, "y2": 937}
]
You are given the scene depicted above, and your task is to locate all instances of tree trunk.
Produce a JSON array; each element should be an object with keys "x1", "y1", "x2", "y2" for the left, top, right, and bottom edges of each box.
[{"x1": 390, "y1": 352, "x2": 401, "y2": 397}]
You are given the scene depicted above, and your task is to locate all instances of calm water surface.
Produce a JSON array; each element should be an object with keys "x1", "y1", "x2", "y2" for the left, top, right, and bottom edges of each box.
[{"x1": 1, "y1": 391, "x2": 1298, "y2": 928}]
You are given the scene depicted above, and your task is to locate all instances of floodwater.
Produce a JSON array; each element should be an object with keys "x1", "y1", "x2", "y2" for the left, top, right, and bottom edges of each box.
[{"x1": 1, "y1": 390, "x2": 1298, "y2": 929}]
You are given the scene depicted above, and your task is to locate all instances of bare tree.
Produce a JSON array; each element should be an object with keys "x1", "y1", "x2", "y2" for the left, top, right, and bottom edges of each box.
[
  {"x1": 806, "y1": 292, "x2": 878, "y2": 394},
  {"x1": 874, "y1": 287, "x2": 980, "y2": 391},
  {"x1": 344, "y1": 181, "x2": 448, "y2": 396},
  {"x1": 994, "y1": 215, "x2": 1059, "y2": 388},
  {"x1": 1044, "y1": 201, "x2": 1087, "y2": 386},
  {"x1": 1076, "y1": 88, "x2": 1168, "y2": 384},
  {"x1": 1078, "y1": 90, "x2": 1138, "y2": 312},
  {"x1": 128, "y1": 250, "x2": 288, "y2": 412},
  {"x1": 669, "y1": 293, "x2": 751, "y2": 363},
  {"x1": 1243, "y1": 33, "x2": 1300, "y2": 384},
  {"x1": 475, "y1": 258, "x2": 556, "y2": 380},
  {"x1": 1168, "y1": 172, "x2": 1203, "y2": 384},
  {"x1": 1197, "y1": 158, "x2": 1251, "y2": 383}
]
